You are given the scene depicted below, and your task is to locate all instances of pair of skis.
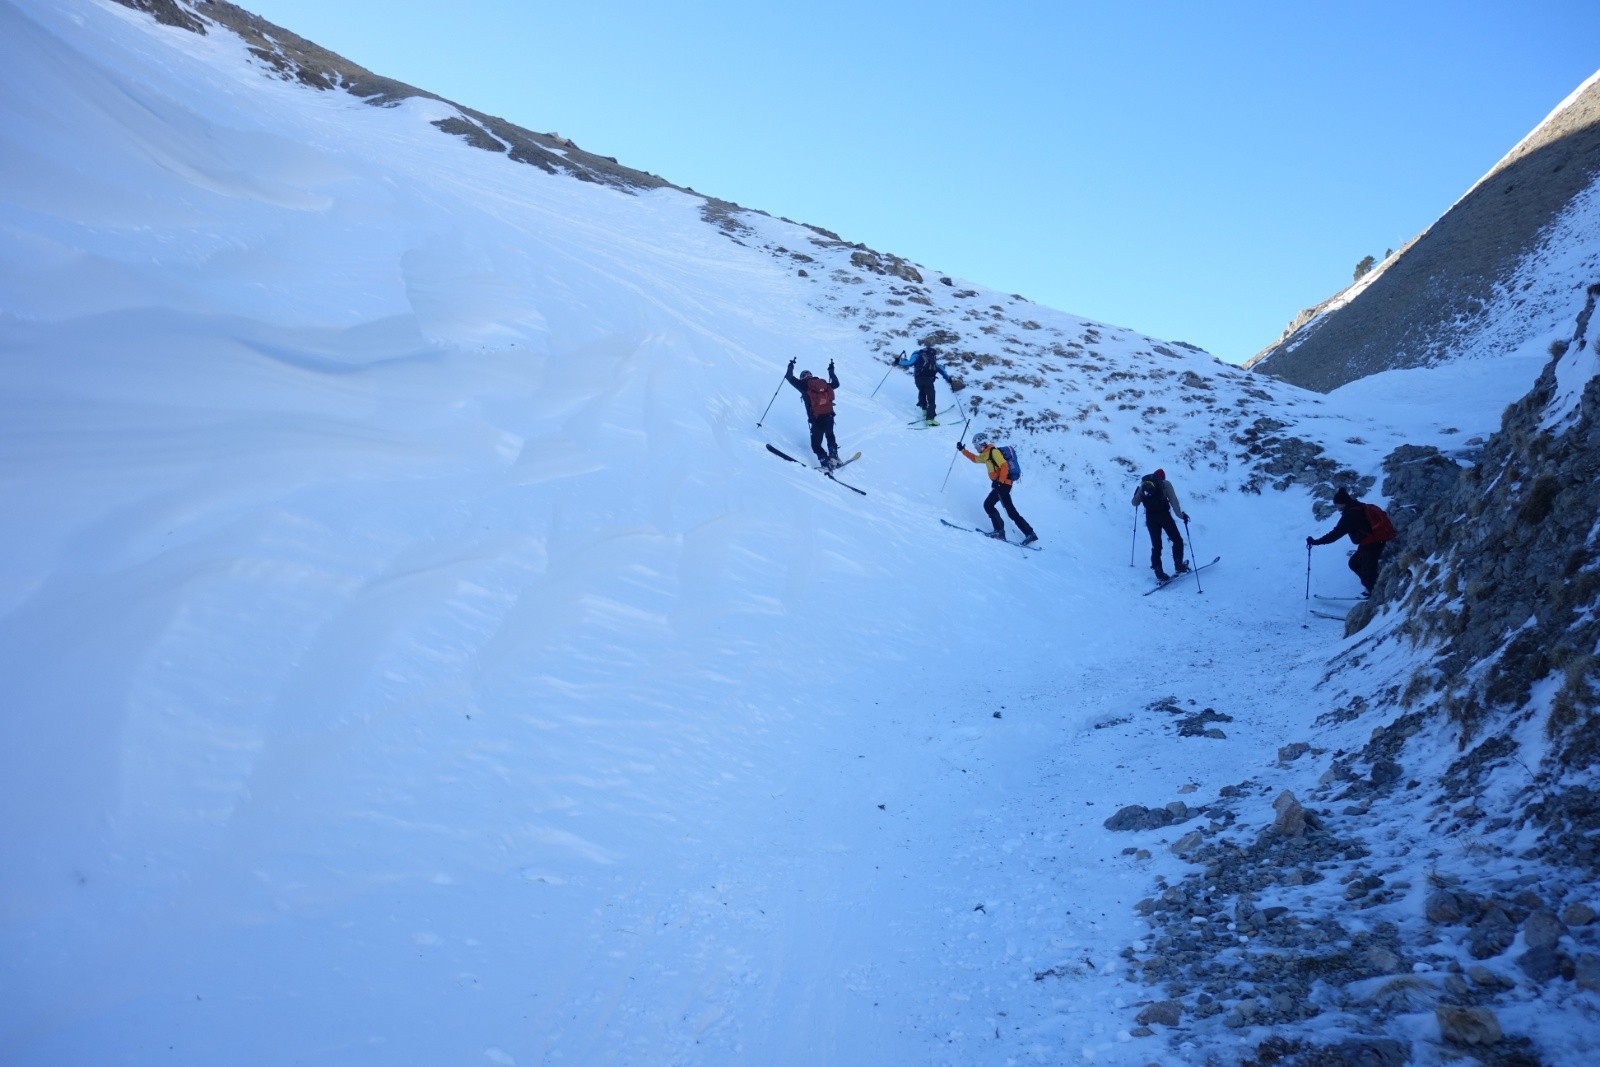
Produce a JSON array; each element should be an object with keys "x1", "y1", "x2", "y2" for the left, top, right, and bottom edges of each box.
[
  {"x1": 908, "y1": 406, "x2": 956, "y2": 428},
  {"x1": 1141, "y1": 556, "x2": 1221, "y2": 594},
  {"x1": 765, "y1": 444, "x2": 865, "y2": 494},
  {"x1": 939, "y1": 518, "x2": 1041, "y2": 551},
  {"x1": 1310, "y1": 593, "x2": 1364, "y2": 621}
]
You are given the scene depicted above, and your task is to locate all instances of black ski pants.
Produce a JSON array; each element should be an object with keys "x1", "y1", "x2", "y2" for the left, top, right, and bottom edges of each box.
[
  {"x1": 1146, "y1": 511, "x2": 1185, "y2": 573},
  {"x1": 914, "y1": 376, "x2": 938, "y2": 419},
  {"x1": 984, "y1": 482, "x2": 1035, "y2": 539},
  {"x1": 1351, "y1": 542, "x2": 1385, "y2": 593},
  {"x1": 808, "y1": 414, "x2": 838, "y2": 463}
]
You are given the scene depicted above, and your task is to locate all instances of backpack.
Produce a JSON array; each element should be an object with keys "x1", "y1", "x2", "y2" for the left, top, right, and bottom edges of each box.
[
  {"x1": 805, "y1": 375, "x2": 835, "y2": 417},
  {"x1": 915, "y1": 349, "x2": 938, "y2": 376},
  {"x1": 1138, "y1": 475, "x2": 1167, "y2": 511},
  {"x1": 997, "y1": 444, "x2": 1021, "y2": 481},
  {"x1": 1362, "y1": 503, "x2": 1397, "y2": 544}
]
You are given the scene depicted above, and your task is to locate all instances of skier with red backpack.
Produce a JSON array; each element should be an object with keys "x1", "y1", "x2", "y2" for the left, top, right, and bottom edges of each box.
[
  {"x1": 956, "y1": 431, "x2": 1038, "y2": 545},
  {"x1": 785, "y1": 358, "x2": 842, "y2": 468},
  {"x1": 1307, "y1": 487, "x2": 1397, "y2": 597}
]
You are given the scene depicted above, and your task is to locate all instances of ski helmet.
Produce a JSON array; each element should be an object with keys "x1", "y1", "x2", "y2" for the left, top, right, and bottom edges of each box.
[
  {"x1": 972, "y1": 431, "x2": 990, "y2": 447},
  {"x1": 799, "y1": 370, "x2": 813, "y2": 379}
]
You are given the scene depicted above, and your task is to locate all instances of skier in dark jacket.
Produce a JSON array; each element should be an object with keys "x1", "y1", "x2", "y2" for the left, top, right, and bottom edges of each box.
[
  {"x1": 1307, "y1": 487, "x2": 1394, "y2": 596},
  {"x1": 895, "y1": 344, "x2": 954, "y2": 424},
  {"x1": 785, "y1": 358, "x2": 842, "y2": 468},
  {"x1": 1133, "y1": 468, "x2": 1188, "y2": 581}
]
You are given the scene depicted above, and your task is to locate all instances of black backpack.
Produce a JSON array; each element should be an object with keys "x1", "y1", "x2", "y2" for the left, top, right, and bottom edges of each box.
[{"x1": 1138, "y1": 475, "x2": 1167, "y2": 511}]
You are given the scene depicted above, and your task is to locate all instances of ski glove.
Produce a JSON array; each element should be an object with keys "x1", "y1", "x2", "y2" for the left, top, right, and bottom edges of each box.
[
  {"x1": 955, "y1": 441, "x2": 965, "y2": 451},
  {"x1": 1305, "y1": 536, "x2": 1314, "y2": 546},
  {"x1": 1182, "y1": 513, "x2": 1190, "y2": 522}
]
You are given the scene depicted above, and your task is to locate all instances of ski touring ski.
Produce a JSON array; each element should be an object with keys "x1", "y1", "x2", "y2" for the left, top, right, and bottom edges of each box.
[
  {"x1": 939, "y1": 518, "x2": 1041, "y2": 551},
  {"x1": 908, "y1": 407, "x2": 956, "y2": 427},
  {"x1": 766, "y1": 444, "x2": 866, "y2": 495},
  {"x1": 825, "y1": 451, "x2": 863, "y2": 471},
  {"x1": 1310, "y1": 609, "x2": 1349, "y2": 621},
  {"x1": 1142, "y1": 556, "x2": 1220, "y2": 595},
  {"x1": 1314, "y1": 593, "x2": 1367, "y2": 602}
]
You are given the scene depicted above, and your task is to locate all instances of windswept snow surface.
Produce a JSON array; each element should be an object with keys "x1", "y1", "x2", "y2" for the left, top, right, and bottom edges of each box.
[{"x1": 0, "y1": 3, "x2": 1583, "y2": 1065}]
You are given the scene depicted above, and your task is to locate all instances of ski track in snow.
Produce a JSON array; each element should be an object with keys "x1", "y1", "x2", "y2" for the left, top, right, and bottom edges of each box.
[{"x1": 1, "y1": 2, "x2": 1591, "y2": 1065}]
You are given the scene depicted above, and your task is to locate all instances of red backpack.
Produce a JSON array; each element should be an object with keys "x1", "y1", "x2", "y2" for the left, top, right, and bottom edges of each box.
[
  {"x1": 1362, "y1": 503, "x2": 1397, "y2": 544},
  {"x1": 805, "y1": 376, "x2": 835, "y2": 417}
]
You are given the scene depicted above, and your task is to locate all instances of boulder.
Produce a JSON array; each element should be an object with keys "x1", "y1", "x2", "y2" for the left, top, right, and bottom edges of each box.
[
  {"x1": 1522, "y1": 908, "x2": 1569, "y2": 950},
  {"x1": 1561, "y1": 901, "x2": 1596, "y2": 927},
  {"x1": 1171, "y1": 830, "x2": 1205, "y2": 857},
  {"x1": 1576, "y1": 952, "x2": 1600, "y2": 994},
  {"x1": 1134, "y1": 1000, "x2": 1182, "y2": 1027},
  {"x1": 1104, "y1": 804, "x2": 1174, "y2": 832},
  {"x1": 1329, "y1": 1038, "x2": 1410, "y2": 1067},
  {"x1": 1515, "y1": 945, "x2": 1567, "y2": 984},
  {"x1": 1271, "y1": 790, "x2": 1310, "y2": 836},
  {"x1": 1436, "y1": 1005, "x2": 1503, "y2": 1046},
  {"x1": 1424, "y1": 890, "x2": 1463, "y2": 923}
]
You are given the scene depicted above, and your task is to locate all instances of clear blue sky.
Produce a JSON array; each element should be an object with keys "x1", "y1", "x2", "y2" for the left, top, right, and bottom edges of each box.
[{"x1": 240, "y1": 0, "x2": 1596, "y2": 364}]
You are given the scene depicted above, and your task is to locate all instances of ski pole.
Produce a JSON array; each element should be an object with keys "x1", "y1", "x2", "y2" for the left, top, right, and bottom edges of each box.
[
  {"x1": 1184, "y1": 516, "x2": 1202, "y2": 593},
  {"x1": 940, "y1": 396, "x2": 981, "y2": 491},
  {"x1": 1305, "y1": 541, "x2": 1312, "y2": 599},
  {"x1": 1130, "y1": 507, "x2": 1138, "y2": 566},
  {"x1": 756, "y1": 372, "x2": 787, "y2": 428},
  {"x1": 870, "y1": 352, "x2": 902, "y2": 398}
]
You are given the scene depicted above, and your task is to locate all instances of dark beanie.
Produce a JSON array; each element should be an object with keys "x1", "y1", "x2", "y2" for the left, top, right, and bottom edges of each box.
[{"x1": 1333, "y1": 487, "x2": 1353, "y2": 506}]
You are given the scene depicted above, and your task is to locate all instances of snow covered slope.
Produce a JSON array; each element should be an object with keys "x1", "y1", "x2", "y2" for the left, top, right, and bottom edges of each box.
[{"x1": 2, "y1": 2, "x2": 1596, "y2": 1065}]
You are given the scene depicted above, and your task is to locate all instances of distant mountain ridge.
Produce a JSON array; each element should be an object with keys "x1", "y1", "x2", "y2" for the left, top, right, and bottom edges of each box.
[
  {"x1": 114, "y1": 0, "x2": 683, "y2": 194},
  {"x1": 1250, "y1": 70, "x2": 1600, "y2": 392}
]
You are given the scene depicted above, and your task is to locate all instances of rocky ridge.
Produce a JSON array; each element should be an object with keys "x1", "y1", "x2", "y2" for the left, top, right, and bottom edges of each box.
[{"x1": 1250, "y1": 72, "x2": 1600, "y2": 393}]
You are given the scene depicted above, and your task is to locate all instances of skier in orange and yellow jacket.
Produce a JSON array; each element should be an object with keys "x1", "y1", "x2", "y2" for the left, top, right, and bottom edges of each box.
[{"x1": 956, "y1": 431, "x2": 1037, "y2": 545}]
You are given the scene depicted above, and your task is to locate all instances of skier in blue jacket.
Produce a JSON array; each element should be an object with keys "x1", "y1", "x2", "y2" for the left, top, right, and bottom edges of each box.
[{"x1": 895, "y1": 344, "x2": 954, "y2": 424}]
